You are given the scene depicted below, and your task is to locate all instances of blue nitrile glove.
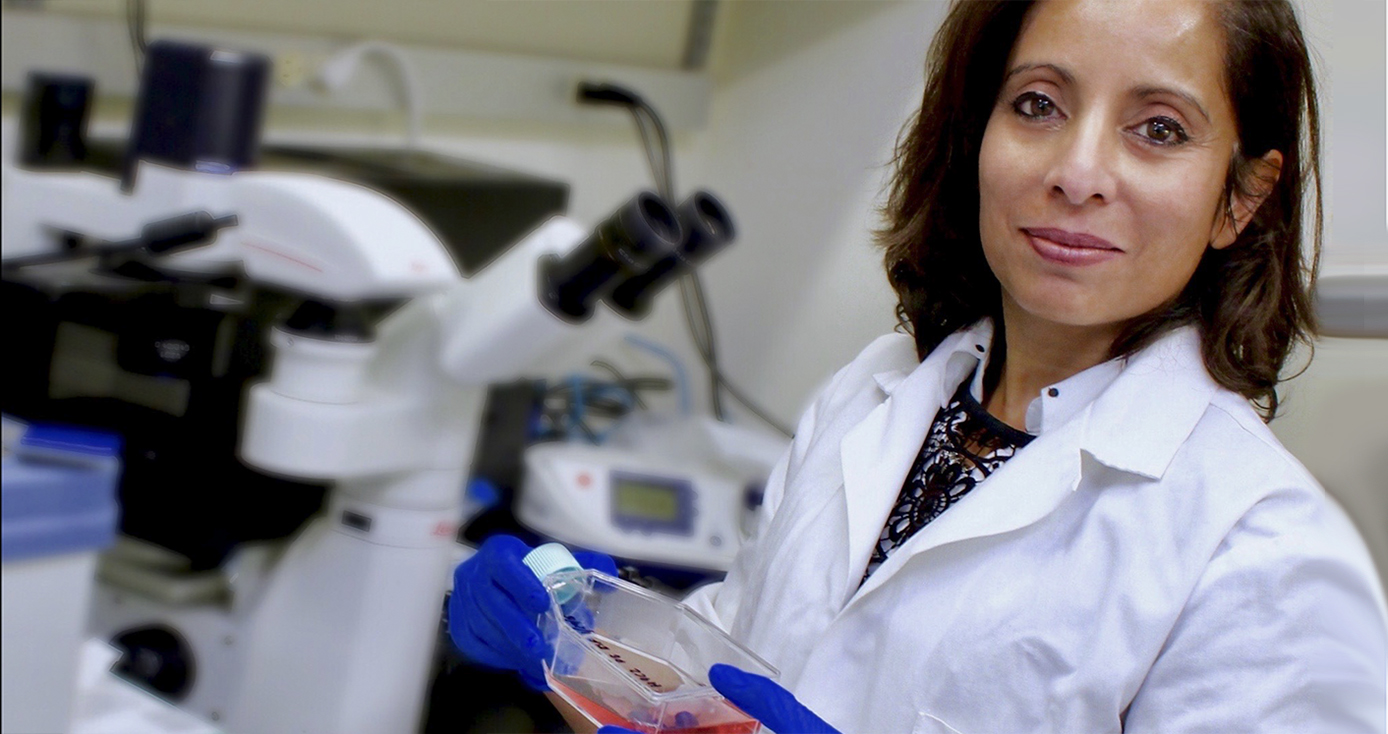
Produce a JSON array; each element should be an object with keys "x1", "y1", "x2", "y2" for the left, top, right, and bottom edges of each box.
[
  {"x1": 709, "y1": 663, "x2": 841, "y2": 734},
  {"x1": 448, "y1": 534, "x2": 617, "y2": 690}
]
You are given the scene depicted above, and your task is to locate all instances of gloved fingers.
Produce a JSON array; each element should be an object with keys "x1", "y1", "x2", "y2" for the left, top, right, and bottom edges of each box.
[
  {"x1": 464, "y1": 576, "x2": 547, "y2": 662},
  {"x1": 452, "y1": 549, "x2": 476, "y2": 593},
  {"x1": 446, "y1": 583, "x2": 482, "y2": 653},
  {"x1": 459, "y1": 536, "x2": 549, "y2": 639},
  {"x1": 710, "y1": 663, "x2": 791, "y2": 722},
  {"x1": 596, "y1": 727, "x2": 642, "y2": 734},
  {"x1": 448, "y1": 622, "x2": 514, "y2": 671},
  {"x1": 573, "y1": 549, "x2": 618, "y2": 577},
  {"x1": 473, "y1": 567, "x2": 545, "y2": 637},
  {"x1": 448, "y1": 561, "x2": 504, "y2": 661},
  {"x1": 709, "y1": 664, "x2": 839, "y2": 734},
  {"x1": 480, "y1": 535, "x2": 550, "y2": 616},
  {"x1": 451, "y1": 585, "x2": 529, "y2": 670},
  {"x1": 453, "y1": 633, "x2": 514, "y2": 672}
]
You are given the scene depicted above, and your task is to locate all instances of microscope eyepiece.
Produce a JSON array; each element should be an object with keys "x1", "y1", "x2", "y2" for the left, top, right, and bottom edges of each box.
[
  {"x1": 606, "y1": 191, "x2": 736, "y2": 319},
  {"x1": 19, "y1": 73, "x2": 93, "y2": 169},
  {"x1": 679, "y1": 192, "x2": 735, "y2": 260},
  {"x1": 540, "y1": 192, "x2": 682, "y2": 322}
]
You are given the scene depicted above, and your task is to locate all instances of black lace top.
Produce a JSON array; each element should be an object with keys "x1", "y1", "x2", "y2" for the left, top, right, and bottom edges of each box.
[{"x1": 861, "y1": 372, "x2": 1035, "y2": 583}]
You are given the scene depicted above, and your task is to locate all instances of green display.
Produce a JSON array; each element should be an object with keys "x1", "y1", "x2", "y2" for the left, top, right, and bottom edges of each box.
[{"x1": 613, "y1": 480, "x2": 680, "y2": 522}]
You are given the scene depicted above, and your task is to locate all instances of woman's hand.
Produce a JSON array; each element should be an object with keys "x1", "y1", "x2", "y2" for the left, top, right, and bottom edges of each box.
[
  {"x1": 447, "y1": 534, "x2": 616, "y2": 689},
  {"x1": 593, "y1": 666, "x2": 838, "y2": 734},
  {"x1": 709, "y1": 663, "x2": 840, "y2": 733}
]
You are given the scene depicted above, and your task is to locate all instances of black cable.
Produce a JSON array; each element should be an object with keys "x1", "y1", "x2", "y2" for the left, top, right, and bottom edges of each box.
[
  {"x1": 629, "y1": 100, "x2": 787, "y2": 434},
  {"x1": 712, "y1": 365, "x2": 793, "y2": 437},
  {"x1": 127, "y1": 0, "x2": 148, "y2": 71},
  {"x1": 577, "y1": 81, "x2": 793, "y2": 438},
  {"x1": 678, "y1": 276, "x2": 723, "y2": 418},
  {"x1": 3, "y1": 212, "x2": 237, "y2": 271},
  {"x1": 537, "y1": 369, "x2": 675, "y2": 443},
  {"x1": 591, "y1": 359, "x2": 646, "y2": 409},
  {"x1": 622, "y1": 101, "x2": 727, "y2": 419},
  {"x1": 633, "y1": 100, "x2": 675, "y2": 200},
  {"x1": 622, "y1": 100, "x2": 725, "y2": 419},
  {"x1": 1, "y1": 239, "x2": 138, "y2": 270},
  {"x1": 631, "y1": 113, "x2": 669, "y2": 203}
]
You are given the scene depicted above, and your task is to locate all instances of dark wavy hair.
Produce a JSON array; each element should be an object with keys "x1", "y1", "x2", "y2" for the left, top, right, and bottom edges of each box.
[{"x1": 876, "y1": 0, "x2": 1321, "y2": 421}]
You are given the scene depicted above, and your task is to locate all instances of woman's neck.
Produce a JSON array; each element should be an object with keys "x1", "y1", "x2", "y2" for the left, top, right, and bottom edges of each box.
[{"x1": 984, "y1": 297, "x2": 1120, "y2": 431}]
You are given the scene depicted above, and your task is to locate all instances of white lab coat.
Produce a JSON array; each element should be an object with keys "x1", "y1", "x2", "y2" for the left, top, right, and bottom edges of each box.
[{"x1": 684, "y1": 321, "x2": 1387, "y2": 733}]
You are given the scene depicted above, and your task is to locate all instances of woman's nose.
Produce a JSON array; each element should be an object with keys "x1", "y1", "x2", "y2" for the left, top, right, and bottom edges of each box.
[{"x1": 1043, "y1": 116, "x2": 1118, "y2": 206}]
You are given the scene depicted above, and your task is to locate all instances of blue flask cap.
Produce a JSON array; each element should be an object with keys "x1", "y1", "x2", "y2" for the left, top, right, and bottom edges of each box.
[{"x1": 522, "y1": 543, "x2": 583, "y2": 604}]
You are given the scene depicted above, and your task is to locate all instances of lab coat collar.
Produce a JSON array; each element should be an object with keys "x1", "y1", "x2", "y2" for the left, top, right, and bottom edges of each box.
[
  {"x1": 1023, "y1": 357, "x2": 1123, "y2": 434},
  {"x1": 1080, "y1": 325, "x2": 1217, "y2": 480},
  {"x1": 869, "y1": 320, "x2": 1215, "y2": 478},
  {"x1": 842, "y1": 321, "x2": 1220, "y2": 606},
  {"x1": 870, "y1": 321, "x2": 993, "y2": 398}
]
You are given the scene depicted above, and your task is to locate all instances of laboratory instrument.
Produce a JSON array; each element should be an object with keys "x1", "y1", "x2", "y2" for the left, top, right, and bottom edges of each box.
[
  {"x1": 517, "y1": 416, "x2": 787, "y2": 573},
  {"x1": 524, "y1": 544, "x2": 777, "y2": 733},
  {"x1": 1, "y1": 419, "x2": 121, "y2": 734},
  {"x1": 4, "y1": 36, "x2": 737, "y2": 734}
]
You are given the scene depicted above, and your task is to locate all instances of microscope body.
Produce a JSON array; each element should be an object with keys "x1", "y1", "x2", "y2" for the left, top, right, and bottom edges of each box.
[
  {"x1": 8, "y1": 153, "x2": 647, "y2": 732},
  {"x1": 231, "y1": 210, "x2": 609, "y2": 734}
]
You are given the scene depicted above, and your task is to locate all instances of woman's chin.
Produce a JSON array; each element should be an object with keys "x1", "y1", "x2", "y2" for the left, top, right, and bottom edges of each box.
[{"x1": 1006, "y1": 292, "x2": 1118, "y2": 331}]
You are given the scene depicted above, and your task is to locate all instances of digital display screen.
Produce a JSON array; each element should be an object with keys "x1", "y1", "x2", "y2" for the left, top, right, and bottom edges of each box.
[{"x1": 613, "y1": 480, "x2": 681, "y2": 522}]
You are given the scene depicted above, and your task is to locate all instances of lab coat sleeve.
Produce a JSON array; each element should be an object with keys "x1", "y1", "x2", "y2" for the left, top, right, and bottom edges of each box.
[{"x1": 1123, "y1": 487, "x2": 1388, "y2": 734}]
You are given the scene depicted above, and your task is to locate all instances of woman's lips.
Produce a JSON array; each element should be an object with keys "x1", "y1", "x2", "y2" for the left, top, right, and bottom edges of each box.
[{"x1": 1023, "y1": 228, "x2": 1122, "y2": 266}]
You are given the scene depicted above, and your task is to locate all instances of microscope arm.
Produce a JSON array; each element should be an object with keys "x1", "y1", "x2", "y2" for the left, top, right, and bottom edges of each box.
[
  {"x1": 232, "y1": 171, "x2": 460, "y2": 300},
  {"x1": 432, "y1": 216, "x2": 605, "y2": 385},
  {"x1": 2, "y1": 161, "x2": 461, "y2": 299},
  {"x1": 237, "y1": 211, "x2": 614, "y2": 481},
  {"x1": 1, "y1": 167, "x2": 162, "y2": 259}
]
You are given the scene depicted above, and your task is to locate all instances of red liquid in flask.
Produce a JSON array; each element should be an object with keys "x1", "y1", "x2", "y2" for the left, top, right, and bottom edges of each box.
[{"x1": 549, "y1": 678, "x2": 761, "y2": 734}]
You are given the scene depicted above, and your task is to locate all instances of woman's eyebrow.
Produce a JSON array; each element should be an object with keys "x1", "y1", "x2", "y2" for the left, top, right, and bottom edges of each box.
[
  {"x1": 1131, "y1": 85, "x2": 1211, "y2": 124},
  {"x1": 1003, "y1": 63, "x2": 1213, "y2": 125},
  {"x1": 1003, "y1": 62, "x2": 1075, "y2": 86}
]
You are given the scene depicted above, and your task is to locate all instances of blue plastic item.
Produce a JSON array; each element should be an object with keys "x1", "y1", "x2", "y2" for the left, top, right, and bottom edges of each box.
[
  {"x1": 709, "y1": 663, "x2": 840, "y2": 733},
  {"x1": 465, "y1": 477, "x2": 502, "y2": 511},
  {"x1": 447, "y1": 535, "x2": 616, "y2": 690},
  {"x1": 2, "y1": 421, "x2": 122, "y2": 563}
]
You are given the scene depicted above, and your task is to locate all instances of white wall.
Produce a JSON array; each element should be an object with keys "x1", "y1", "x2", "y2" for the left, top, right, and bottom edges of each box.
[
  {"x1": 1302, "y1": 0, "x2": 1388, "y2": 270},
  {"x1": 14, "y1": 0, "x2": 697, "y2": 69},
  {"x1": 1272, "y1": 337, "x2": 1388, "y2": 593},
  {"x1": 685, "y1": 1, "x2": 941, "y2": 426}
]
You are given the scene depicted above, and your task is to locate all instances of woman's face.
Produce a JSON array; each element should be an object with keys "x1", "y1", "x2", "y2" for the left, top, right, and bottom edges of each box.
[{"x1": 977, "y1": 0, "x2": 1258, "y2": 332}]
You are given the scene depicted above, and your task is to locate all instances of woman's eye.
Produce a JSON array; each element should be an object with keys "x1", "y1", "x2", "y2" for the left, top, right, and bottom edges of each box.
[
  {"x1": 1134, "y1": 116, "x2": 1190, "y2": 146},
  {"x1": 1011, "y1": 92, "x2": 1058, "y2": 119}
]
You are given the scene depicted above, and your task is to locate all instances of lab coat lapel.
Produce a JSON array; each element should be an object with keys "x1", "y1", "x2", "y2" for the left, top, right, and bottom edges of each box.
[
  {"x1": 839, "y1": 342, "x2": 966, "y2": 600},
  {"x1": 841, "y1": 325, "x2": 1216, "y2": 606},
  {"x1": 850, "y1": 401, "x2": 1088, "y2": 605}
]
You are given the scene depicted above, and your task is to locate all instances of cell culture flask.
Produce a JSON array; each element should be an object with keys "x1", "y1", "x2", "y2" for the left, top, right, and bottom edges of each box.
[{"x1": 524, "y1": 544, "x2": 777, "y2": 733}]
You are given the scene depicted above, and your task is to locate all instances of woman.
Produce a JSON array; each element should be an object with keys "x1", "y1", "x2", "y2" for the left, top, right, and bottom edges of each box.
[{"x1": 449, "y1": 0, "x2": 1388, "y2": 731}]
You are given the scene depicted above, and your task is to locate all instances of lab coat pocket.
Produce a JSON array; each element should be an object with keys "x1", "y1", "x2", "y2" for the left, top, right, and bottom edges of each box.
[{"x1": 913, "y1": 711, "x2": 966, "y2": 734}]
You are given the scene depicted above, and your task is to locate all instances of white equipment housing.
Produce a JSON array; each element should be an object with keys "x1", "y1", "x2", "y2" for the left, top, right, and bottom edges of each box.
[
  {"x1": 517, "y1": 416, "x2": 787, "y2": 572},
  {"x1": 3, "y1": 151, "x2": 636, "y2": 733}
]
